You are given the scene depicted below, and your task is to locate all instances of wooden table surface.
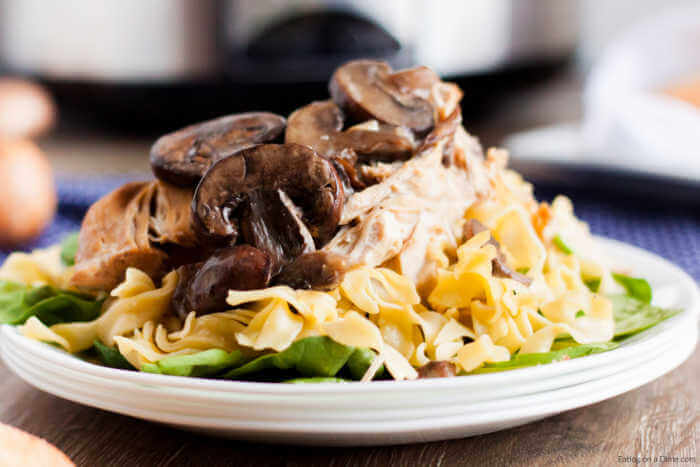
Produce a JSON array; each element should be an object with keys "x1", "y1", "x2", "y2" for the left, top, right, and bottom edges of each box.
[
  {"x1": 0, "y1": 345, "x2": 697, "y2": 466},
  {"x1": 3, "y1": 68, "x2": 697, "y2": 466}
]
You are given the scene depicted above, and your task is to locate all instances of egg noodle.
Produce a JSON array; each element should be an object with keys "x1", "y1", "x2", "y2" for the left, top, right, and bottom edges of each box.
[{"x1": 1, "y1": 150, "x2": 625, "y2": 381}]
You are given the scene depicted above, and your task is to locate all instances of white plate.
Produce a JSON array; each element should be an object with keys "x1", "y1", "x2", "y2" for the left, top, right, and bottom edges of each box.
[
  {"x1": 2, "y1": 323, "x2": 695, "y2": 446},
  {"x1": 0, "y1": 237, "x2": 698, "y2": 445},
  {"x1": 504, "y1": 124, "x2": 700, "y2": 202}
]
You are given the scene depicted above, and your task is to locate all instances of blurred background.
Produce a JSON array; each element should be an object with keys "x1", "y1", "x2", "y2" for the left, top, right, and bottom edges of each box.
[{"x1": 0, "y1": 0, "x2": 698, "y2": 274}]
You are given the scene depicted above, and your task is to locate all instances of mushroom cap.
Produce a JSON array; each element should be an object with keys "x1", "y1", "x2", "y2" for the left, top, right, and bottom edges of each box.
[
  {"x1": 274, "y1": 251, "x2": 351, "y2": 291},
  {"x1": 285, "y1": 100, "x2": 343, "y2": 158},
  {"x1": 150, "y1": 112, "x2": 286, "y2": 186},
  {"x1": 286, "y1": 100, "x2": 415, "y2": 163},
  {"x1": 192, "y1": 143, "x2": 344, "y2": 270},
  {"x1": 329, "y1": 60, "x2": 436, "y2": 135},
  {"x1": 175, "y1": 245, "x2": 272, "y2": 317}
]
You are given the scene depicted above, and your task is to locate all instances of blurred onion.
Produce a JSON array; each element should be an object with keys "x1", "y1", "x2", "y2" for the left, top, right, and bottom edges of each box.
[
  {"x1": 0, "y1": 78, "x2": 55, "y2": 139},
  {"x1": 0, "y1": 139, "x2": 56, "y2": 247}
]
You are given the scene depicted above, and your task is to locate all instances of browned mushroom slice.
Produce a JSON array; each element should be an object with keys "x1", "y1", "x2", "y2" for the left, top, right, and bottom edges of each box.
[
  {"x1": 417, "y1": 361, "x2": 457, "y2": 379},
  {"x1": 70, "y1": 182, "x2": 167, "y2": 291},
  {"x1": 331, "y1": 151, "x2": 364, "y2": 193},
  {"x1": 286, "y1": 100, "x2": 415, "y2": 163},
  {"x1": 274, "y1": 251, "x2": 351, "y2": 291},
  {"x1": 174, "y1": 245, "x2": 272, "y2": 318},
  {"x1": 329, "y1": 60, "x2": 436, "y2": 135},
  {"x1": 171, "y1": 262, "x2": 202, "y2": 319},
  {"x1": 463, "y1": 219, "x2": 532, "y2": 286},
  {"x1": 418, "y1": 108, "x2": 463, "y2": 166},
  {"x1": 386, "y1": 66, "x2": 440, "y2": 97},
  {"x1": 343, "y1": 120, "x2": 417, "y2": 162},
  {"x1": 192, "y1": 143, "x2": 344, "y2": 272},
  {"x1": 150, "y1": 112, "x2": 286, "y2": 186}
]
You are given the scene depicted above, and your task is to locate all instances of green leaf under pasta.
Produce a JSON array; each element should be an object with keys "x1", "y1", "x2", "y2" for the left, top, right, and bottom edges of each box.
[
  {"x1": 142, "y1": 349, "x2": 244, "y2": 377},
  {"x1": 612, "y1": 273, "x2": 652, "y2": 304},
  {"x1": 60, "y1": 232, "x2": 80, "y2": 266},
  {"x1": 0, "y1": 281, "x2": 102, "y2": 326},
  {"x1": 469, "y1": 342, "x2": 618, "y2": 374},
  {"x1": 469, "y1": 292, "x2": 681, "y2": 374},
  {"x1": 346, "y1": 347, "x2": 385, "y2": 380},
  {"x1": 284, "y1": 377, "x2": 350, "y2": 384},
  {"x1": 611, "y1": 295, "x2": 681, "y2": 339},
  {"x1": 94, "y1": 340, "x2": 136, "y2": 370},
  {"x1": 220, "y1": 336, "x2": 382, "y2": 381},
  {"x1": 583, "y1": 277, "x2": 601, "y2": 293}
]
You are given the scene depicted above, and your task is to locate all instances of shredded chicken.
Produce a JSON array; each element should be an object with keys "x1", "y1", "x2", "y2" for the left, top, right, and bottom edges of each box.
[
  {"x1": 359, "y1": 161, "x2": 403, "y2": 184},
  {"x1": 325, "y1": 129, "x2": 490, "y2": 293}
]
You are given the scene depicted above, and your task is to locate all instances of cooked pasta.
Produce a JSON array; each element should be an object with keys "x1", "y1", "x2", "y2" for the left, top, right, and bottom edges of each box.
[
  {"x1": 20, "y1": 268, "x2": 178, "y2": 353},
  {"x1": 0, "y1": 246, "x2": 72, "y2": 289}
]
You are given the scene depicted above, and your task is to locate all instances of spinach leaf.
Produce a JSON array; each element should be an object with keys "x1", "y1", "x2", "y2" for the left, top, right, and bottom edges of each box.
[
  {"x1": 583, "y1": 277, "x2": 601, "y2": 293},
  {"x1": 345, "y1": 347, "x2": 385, "y2": 380},
  {"x1": 469, "y1": 342, "x2": 618, "y2": 373},
  {"x1": 142, "y1": 349, "x2": 244, "y2": 377},
  {"x1": 612, "y1": 273, "x2": 652, "y2": 304},
  {"x1": 60, "y1": 232, "x2": 80, "y2": 266},
  {"x1": 94, "y1": 340, "x2": 135, "y2": 370},
  {"x1": 284, "y1": 377, "x2": 349, "y2": 384},
  {"x1": 221, "y1": 336, "x2": 357, "y2": 380},
  {"x1": 553, "y1": 235, "x2": 573, "y2": 255},
  {"x1": 0, "y1": 281, "x2": 102, "y2": 325},
  {"x1": 611, "y1": 295, "x2": 681, "y2": 339}
]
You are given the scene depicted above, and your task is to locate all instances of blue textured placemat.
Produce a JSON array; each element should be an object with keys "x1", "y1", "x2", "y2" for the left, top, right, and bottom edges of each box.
[{"x1": 1, "y1": 177, "x2": 698, "y2": 281}]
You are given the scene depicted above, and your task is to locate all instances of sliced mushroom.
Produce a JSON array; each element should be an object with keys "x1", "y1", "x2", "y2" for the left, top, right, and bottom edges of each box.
[
  {"x1": 150, "y1": 112, "x2": 286, "y2": 186},
  {"x1": 417, "y1": 361, "x2": 457, "y2": 379},
  {"x1": 331, "y1": 152, "x2": 364, "y2": 193},
  {"x1": 274, "y1": 251, "x2": 351, "y2": 290},
  {"x1": 329, "y1": 60, "x2": 436, "y2": 135},
  {"x1": 386, "y1": 66, "x2": 440, "y2": 100},
  {"x1": 238, "y1": 189, "x2": 316, "y2": 272},
  {"x1": 174, "y1": 245, "x2": 272, "y2": 318},
  {"x1": 286, "y1": 100, "x2": 415, "y2": 163},
  {"x1": 463, "y1": 219, "x2": 532, "y2": 286},
  {"x1": 418, "y1": 108, "x2": 462, "y2": 166},
  {"x1": 171, "y1": 262, "x2": 202, "y2": 319},
  {"x1": 192, "y1": 143, "x2": 344, "y2": 272}
]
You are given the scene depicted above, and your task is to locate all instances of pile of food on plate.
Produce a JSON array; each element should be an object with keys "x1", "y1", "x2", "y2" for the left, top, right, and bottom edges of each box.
[{"x1": 0, "y1": 60, "x2": 679, "y2": 382}]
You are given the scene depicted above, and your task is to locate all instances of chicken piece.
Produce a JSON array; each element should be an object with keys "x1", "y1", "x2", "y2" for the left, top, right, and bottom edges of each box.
[
  {"x1": 149, "y1": 181, "x2": 198, "y2": 247},
  {"x1": 359, "y1": 161, "x2": 403, "y2": 184},
  {"x1": 453, "y1": 127, "x2": 491, "y2": 197},
  {"x1": 71, "y1": 180, "x2": 196, "y2": 292},
  {"x1": 325, "y1": 136, "x2": 487, "y2": 294}
]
